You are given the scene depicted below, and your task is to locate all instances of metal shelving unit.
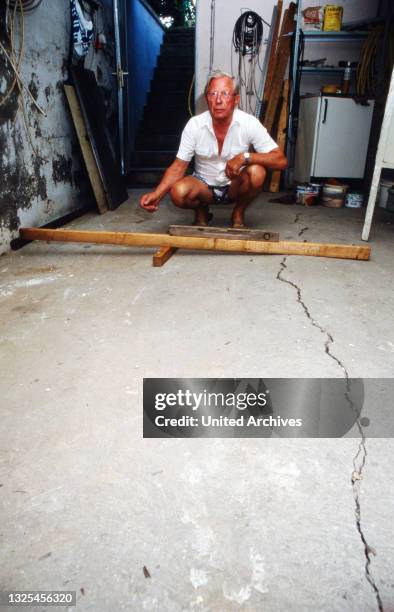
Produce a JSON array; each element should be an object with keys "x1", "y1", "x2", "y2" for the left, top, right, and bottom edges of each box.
[{"x1": 285, "y1": 1, "x2": 370, "y2": 185}]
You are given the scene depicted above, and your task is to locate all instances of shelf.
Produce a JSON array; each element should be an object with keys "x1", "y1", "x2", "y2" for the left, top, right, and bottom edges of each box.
[
  {"x1": 300, "y1": 30, "x2": 369, "y2": 42},
  {"x1": 300, "y1": 66, "x2": 358, "y2": 73}
]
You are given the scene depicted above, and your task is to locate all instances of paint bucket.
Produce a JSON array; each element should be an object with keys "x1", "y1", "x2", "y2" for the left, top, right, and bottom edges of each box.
[
  {"x1": 345, "y1": 192, "x2": 364, "y2": 208},
  {"x1": 296, "y1": 183, "x2": 321, "y2": 206},
  {"x1": 323, "y1": 5, "x2": 343, "y2": 31},
  {"x1": 378, "y1": 179, "x2": 394, "y2": 209},
  {"x1": 322, "y1": 183, "x2": 348, "y2": 208}
]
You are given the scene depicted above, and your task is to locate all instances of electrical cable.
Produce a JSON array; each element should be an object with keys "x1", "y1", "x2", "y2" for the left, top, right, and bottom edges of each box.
[
  {"x1": 8, "y1": 0, "x2": 43, "y2": 13},
  {"x1": 209, "y1": 0, "x2": 215, "y2": 73},
  {"x1": 0, "y1": 37, "x2": 46, "y2": 114},
  {"x1": 0, "y1": 0, "x2": 25, "y2": 106},
  {"x1": 0, "y1": 0, "x2": 47, "y2": 160},
  {"x1": 231, "y1": 10, "x2": 265, "y2": 114}
]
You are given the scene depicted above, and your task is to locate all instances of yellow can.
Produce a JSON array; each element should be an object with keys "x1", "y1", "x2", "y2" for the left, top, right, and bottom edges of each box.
[{"x1": 323, "y1": 5, "x2": 343, "y2": 31}]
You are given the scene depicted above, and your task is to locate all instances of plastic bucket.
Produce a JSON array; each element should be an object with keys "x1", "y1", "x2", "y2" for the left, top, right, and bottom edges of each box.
[
  {"x1": 345, "y1": 192, "x2": 364, "y2": 208},
  {"x1": 296, "y1": 183, "x2": 321, "y2": 206},
  {"x1": 322, "y1": 183, "x2": 348, "y2": 208},
  {"x1": 378, "y1": 179, "x2": 394, "y2": 209}
]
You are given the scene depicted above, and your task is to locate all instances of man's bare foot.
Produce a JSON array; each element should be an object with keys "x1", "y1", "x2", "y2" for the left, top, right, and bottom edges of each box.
[
  {"x1": 231, "y1": 214, "x2": 245, "y2": 228},
  {"x1": 194, "y1": 207, "x2": 212, "y2": 226}
]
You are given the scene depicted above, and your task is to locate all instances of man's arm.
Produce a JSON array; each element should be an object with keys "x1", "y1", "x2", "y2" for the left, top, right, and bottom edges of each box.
[
  {"x1": 140, "y1": 158, "x2": 189, "y2": 212},
  {"x1": 225, "y1": 148, "x2": 287, "y2": 180}
]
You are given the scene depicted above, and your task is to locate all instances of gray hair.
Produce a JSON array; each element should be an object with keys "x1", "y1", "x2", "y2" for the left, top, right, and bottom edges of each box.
[{"x1": 204, "y1": 70, "x2": 240, "y2": 96}]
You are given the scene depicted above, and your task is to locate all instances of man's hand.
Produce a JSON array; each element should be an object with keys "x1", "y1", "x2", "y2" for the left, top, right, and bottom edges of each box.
[
  {"x1": 140, "y1": 192, "x2": 161, "y2": 212},
  {"x1": 225, "y1": 153, "x2": 246, "y2": 180}
]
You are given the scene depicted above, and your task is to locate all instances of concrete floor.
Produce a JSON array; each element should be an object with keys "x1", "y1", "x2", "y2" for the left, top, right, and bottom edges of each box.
[{"x1": 1, "y1": 191, "x2": 394, "y2": 611}]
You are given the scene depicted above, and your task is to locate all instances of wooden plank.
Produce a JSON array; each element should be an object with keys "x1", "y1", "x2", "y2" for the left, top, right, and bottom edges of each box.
[
  {"x1": 64, "y1": 85, "x2": 108, "y2": 214},
  {"x1": 19, "y1": 228, "x2": 371, "y2": 261},
  {"x1": 153, "y1": 246, "x2": 177, "y2": 267},
  {"x1": 261, "y1": 0, "x2": 283, "y2": 120},
  {"x1": 169, "y1": 225, "x2": 279, "y2": 242},
  {"x1": 263, "y1": 2, "x2": 296, "y2": 134},
  {"x1": 269, "y1": 79, "x2": 289, "y2": 192}
]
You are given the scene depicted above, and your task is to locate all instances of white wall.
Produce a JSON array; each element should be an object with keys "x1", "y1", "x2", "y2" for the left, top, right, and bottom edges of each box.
[
  {"x1": 195, "y1": 0, "x2": 378, "y2": 113},
  {"x1": 195, "y1": 0, "x2": 284, "y2": 113}
]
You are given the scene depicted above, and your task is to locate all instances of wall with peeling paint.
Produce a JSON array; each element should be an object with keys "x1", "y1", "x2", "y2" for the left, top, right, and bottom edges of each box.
[{"x1": 0, "y1": 0, "x2": 116, "y2": 255}]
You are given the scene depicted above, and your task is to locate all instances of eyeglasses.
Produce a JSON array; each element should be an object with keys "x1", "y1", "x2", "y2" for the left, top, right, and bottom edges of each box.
[{"x1": 206, "y1": 90, "x2": 236, "y2": 100}]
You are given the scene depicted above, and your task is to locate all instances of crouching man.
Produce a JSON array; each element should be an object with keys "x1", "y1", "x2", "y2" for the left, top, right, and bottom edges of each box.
[{"x1": 140, "y1": 70, "x2": 287, "y2": 228}]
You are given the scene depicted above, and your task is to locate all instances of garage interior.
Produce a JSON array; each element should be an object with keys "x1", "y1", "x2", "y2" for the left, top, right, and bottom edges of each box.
[{"x1": 1, "y1": 0, "x2": 394, "y2": 611}]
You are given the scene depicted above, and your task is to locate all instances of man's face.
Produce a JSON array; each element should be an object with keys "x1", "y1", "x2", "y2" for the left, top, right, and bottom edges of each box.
[{"x1": 206, "y1": 76, "x2": 239, "y2": 122}]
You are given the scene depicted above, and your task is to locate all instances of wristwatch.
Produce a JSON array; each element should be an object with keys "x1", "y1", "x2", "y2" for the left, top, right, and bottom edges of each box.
[{"x1": 244, "y1": 152, "x2": 250, "y2": 164}]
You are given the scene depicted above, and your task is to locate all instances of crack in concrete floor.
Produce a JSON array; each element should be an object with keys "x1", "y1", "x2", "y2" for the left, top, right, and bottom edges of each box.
[{"x1": 276, "y1": 252, "x2": 384, "y2": 611}]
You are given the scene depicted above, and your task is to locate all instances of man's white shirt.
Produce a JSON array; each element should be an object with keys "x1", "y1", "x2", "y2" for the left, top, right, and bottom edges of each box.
[{"x1": 176, "y1": 108, "x2": 278, "y2": 186}]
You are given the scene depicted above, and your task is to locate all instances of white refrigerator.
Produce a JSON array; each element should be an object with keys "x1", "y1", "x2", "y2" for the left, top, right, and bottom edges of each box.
[{"x1": 294, "y1": 96, "x2": 374, "y2": 183}]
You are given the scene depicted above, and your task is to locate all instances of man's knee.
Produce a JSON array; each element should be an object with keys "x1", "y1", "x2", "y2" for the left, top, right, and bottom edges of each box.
[
  {"x1": 245, "y1": 164, "x2": 266, "y2": 190},
  {"x1": 170, "y1": 179, "x2": 189, "y2": 206}
]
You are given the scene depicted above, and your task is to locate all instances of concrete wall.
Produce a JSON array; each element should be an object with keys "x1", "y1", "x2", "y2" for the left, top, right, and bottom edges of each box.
[
  {"x1": 128, "y1": 0, "x2": 165, "y2": 149},
  {"x1": 195, "y1": 0, "x2": 378, "y2": 113},
  {"x1": 0, "y1": 0, "x2": 116, "y2": 255}
]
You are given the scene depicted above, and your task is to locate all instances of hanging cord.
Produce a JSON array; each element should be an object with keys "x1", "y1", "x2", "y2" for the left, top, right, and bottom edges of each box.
[
  {"x1": 356, "y1": 25, "x2": 391, "y2": 98},
  {"x1": 0, "y1": 38, "x2": 46, "y2": 114},
  {"x1": 8, "y1": 0, "x2": 43, "y2": 12},
  {"x1": 209, "y1": 0, "x2": 215, "y2": 72},
  {"x1": 0, "y1": 0, "x2": 23, "y2": 106},
  {"x1": 0, "y1": 0, "x2": 48, "y2": 160},
  {"x1": 231, "y1": 10, "x2": 266, "y2": 114}
]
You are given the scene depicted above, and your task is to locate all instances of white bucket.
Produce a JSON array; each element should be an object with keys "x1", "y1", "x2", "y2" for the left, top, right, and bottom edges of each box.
[
  {"x1": 378, "y1": 179, "x2": 394, "y2": 209},
  {"x1": 345, "y1": 192, "x2": 364, "y2": 208}
]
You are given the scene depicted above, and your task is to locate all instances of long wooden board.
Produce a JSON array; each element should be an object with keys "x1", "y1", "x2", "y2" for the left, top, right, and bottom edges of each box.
[
  {"x1": 169, "y1": 225, "x2": 279, "y2": 242},
  {"x1": 269, "y1": 79, "x2": 289, "y2": 192},
  {"x1": 64, "y1": 85, "x2": 108, "y2": 214},
  {"x1": 261, "y1": 0, "x2": 283, "y2": 119},
  {"x1": 263, "y1": 2, "x2": 296, "y2": 134},
  {"x1": 19, "y1": 228, "x2": 371, "y2": 261}
]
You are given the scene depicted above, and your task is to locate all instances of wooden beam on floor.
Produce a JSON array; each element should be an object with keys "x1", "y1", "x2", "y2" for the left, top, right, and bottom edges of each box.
[
  {"x1": 19, "y1": 228, "x2": 371, "y2": 261},
  {"x1": 169, "y1": 225, "x2": 279, "y2": 242},
  {"x1": 152, "y1": 246, "x2": 177, "y2": 267}
]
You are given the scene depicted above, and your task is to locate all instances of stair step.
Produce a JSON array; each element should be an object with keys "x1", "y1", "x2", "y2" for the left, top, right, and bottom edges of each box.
[
  {"x1": 157, "y1": 55, "x2": 194, "y2": 69},
  {"x1": 138, "y1": 118, "x2": 188, "y2": 134},
  {"x1": 164, "y1": 27, "x2": 194, "y2": 35},
  {"x1": 131, "y1": 150, "x2": 177, "y2": 166},
  {"x1": 164, "y1": 33, "x2": 195, "y2": 45},
  {"x1": 127, "y1": 167, "x2": 167, "y2": 187},
  {"x1": 135, "y1": 134, "x2": 181, "y2": 150},
  {"x1": 150, "y1": 77, "x2": 193, "y2": 92},
  {"x1": 146, "y1": 90, "x2": 190, "y2": 107},
  {"x1": 161, "y1": 44, "x2": 194, "y2": 57},
  {"x1": 142, "y1": 107, "x2": 190, "y2": 122}
]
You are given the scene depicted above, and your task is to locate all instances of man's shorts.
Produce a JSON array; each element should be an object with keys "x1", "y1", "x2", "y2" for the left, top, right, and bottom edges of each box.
[{"x1": 193, "y1": 173, "x2": 231, "y2": 204}]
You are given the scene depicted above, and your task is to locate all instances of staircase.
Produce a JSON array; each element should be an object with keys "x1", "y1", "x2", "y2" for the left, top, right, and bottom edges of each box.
[{"x1": 128, "y1": 27, "x2": 195, "y2": 187}]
